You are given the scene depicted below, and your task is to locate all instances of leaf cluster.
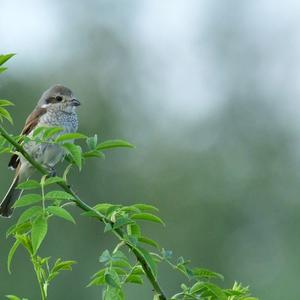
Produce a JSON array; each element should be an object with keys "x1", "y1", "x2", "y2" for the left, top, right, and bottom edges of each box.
[{"x1": 0, "y1": 54, "x2": 258, "y2": 300}]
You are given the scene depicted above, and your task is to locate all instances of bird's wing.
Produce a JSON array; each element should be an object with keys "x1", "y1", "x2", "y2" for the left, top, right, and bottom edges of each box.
[
  {"x1": 21, "y1": 107, "x2": 47, "y2": 135},
  {"x1": 8, "y1": 107, "x2": 47, "y2": 170}
]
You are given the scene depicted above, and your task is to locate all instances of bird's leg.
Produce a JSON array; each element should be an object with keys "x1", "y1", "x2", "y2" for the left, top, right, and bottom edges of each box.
[
  {"x1": 45, "y1": 165, "x2": 57, "y2": 177},
  {"x1": 44, "y1": 165, "x2": 71, "y2": 188}
]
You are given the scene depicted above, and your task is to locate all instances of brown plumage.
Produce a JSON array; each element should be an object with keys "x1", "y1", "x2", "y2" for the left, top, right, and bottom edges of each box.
[
  {"x1": 8, "y1": 107, "x2": 47, "y2": 170},
  {"x1": 0, "y1": 165, "x2": 21, "y2": 217}
]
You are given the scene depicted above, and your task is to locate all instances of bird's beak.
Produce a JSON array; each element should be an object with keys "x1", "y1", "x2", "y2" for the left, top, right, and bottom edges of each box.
[{"x1": 71, "y1": 98, "x2": 81, "y2": 106}]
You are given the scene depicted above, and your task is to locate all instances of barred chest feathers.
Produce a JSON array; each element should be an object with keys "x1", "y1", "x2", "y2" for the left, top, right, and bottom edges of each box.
[
  {"x1": 22, "y1": 110, "x2": 78, "y2": 170},
  {"x1": 40, "y1": 110, "x2": 78, "y2": 134}
]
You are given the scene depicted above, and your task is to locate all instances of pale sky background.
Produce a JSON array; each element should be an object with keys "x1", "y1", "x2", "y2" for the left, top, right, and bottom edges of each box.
[{"x1": 2, "y1": 0, "x2": 299, "y2": 123}]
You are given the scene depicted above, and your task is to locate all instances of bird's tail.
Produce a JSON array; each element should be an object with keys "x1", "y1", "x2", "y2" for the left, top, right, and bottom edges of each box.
[{"x1": 0, "y1": 175, "x2": 21, "y2": 218}]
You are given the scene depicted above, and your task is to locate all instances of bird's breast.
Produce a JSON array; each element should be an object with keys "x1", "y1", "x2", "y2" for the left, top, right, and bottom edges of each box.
[
  {"x1": 40, "y1": 110, "x2": 78, "y2": 133},
  {"x1": 22, "y1": 110, "x2": 78, "y2": 167}
]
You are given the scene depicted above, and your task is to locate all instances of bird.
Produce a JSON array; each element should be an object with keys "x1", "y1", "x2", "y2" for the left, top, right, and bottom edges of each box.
[{"x1": 0, "y1": 84, "x2": 80, "y2": 217}]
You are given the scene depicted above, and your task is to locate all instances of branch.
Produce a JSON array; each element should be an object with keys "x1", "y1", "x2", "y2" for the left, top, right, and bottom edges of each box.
[{"x1": 0, "y1": 125, "x2": 167, "y2": 300}]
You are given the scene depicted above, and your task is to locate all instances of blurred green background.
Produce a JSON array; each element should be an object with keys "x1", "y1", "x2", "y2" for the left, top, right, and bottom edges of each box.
[{"x1": 1, "y1": 0, "x2": 300, "y2": 299}]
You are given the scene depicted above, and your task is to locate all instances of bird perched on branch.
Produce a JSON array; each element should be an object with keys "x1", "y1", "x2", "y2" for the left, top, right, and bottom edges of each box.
[{"x1": 0, "y1": 84, "x2": 80, "y2": 217}]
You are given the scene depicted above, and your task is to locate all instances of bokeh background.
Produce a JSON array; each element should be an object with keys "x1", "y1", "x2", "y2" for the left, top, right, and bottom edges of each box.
[{"x1": 1, "y1": 1, "x2": 300, "y2": 299}]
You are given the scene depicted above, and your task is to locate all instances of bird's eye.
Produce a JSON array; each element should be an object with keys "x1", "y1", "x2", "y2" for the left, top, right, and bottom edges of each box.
[{"x1": 56, "y1": 96, "x2": 63, "y2": 102}]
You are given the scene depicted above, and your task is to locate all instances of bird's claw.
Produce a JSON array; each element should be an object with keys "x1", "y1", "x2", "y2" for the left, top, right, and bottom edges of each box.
[{"x1": 46, "y1": 166, "x2": 57, "y2": 177}]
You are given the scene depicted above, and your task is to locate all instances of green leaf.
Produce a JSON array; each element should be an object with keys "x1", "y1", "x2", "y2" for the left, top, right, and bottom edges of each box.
[
  {"x1": 43, "y1": 127, "x2": 63, "y2": 139},
  {"x1": 86, "y1": 134, "x2": 98, "y2": 150},
  {"x1": 125, "y1": 274, "x2": 143, "y2": 285},
  {"x1": 176, "y1": 264, "x2": 193, "y2": 279},
  {"x1": 99, "y1": 250, "x2": 111, "y2": 263},
  {"x1": 161, "y1": 248, "x2": 173, "y2": 260},
  {"x1": 11, "y1": 235, "x2": 32, "y2": 255},
  {"x1": 120, "y1": 206, "x2": 140, "y2": 214},
  {"x1": 170, "y1": 292, "x2": 184, "y2": 299},
  {"x1": 91, "y1": 270, "x2": 106, "y2": 281},
  {"x1": 52, "y1": 259, "x2": 76, "y2": 272},
  {"x1": 55, "y1": 132, "x2": 87, "y2": 142},
  {"x1": 190, "y1": 282, "x2": 227, "y2": 300},
  {"x1": 138, "y1": 236, "x2": 159, "y2": 249},
  {"x1": 45, "y1": 190, "x2": 75, "y2": 200},
  {"x1": 88, "y1": 269, "x2": 107, "y2": 287},
  {"x1": 111, "y1": 259, "x2": 131, "y2": 269},
  {"x1": 0, "y1": 147, "x2": 11, "y2": 154},
  {"x1": 47, "y1": 206, "x2": 75, "y2": 223},
  {"x1": 32, "y1": 126, "x2": 48, "y2": 138},
  {"x1": 104, "y1": 223, "x2": 113, "y2": 232},
  {"x1": 0, "y1": 99, "x2": 14, "y2": 107},
  {"x1": 111, "y1": 251, "x2": 131, "y2": 269},
  {"x1": 87, "y1": 275, "x2": 106, "y2": 287},
  {"x1": 104, "y1": 273, "x2": 120, "y2": 289},
  {"x1": 113, "y1": 267, "x2": 127, "y2": 275},
  {"x1": 96, "y1": 139, "x2": 134, "y2": 150},
  {"x1": 106, "y1": 205, "x2": 121, "y2": 216},
  {"x1": 13, "y1": 194, "x2": 42, "y2": 208},
  {"x1": 0, "y1": 107, "x2": 13, "y2": 124},
  {"x1": 17, "y1": 206, "x2": 43, "y2": 225},
  {"x1": 225, "y1": 282, "x2": 254, "y2": 298},
  {"x1": 103, "y1": 286, "x2": 123, "y2": 300},
  {"x1": 111, "y1": 263, "x2": 130, "y2": 271},
  {"x1": 91, "y1": 269, "x2": 106, "y2": 279},
  {"x1": 0, "y1": 53, "x2": 15, "y2": 66},
  {"x1": 5, "y1": 296, "x2": 21, "y2": 300},
  {"x1": 131, "y1": 213, "x2": 165, "y2": 226},
  {"x1": 47, "y1": 271, "x2": 60, "y2": 282},
  {"x1": 31, "y1": 215, "x2": 48, "y2": 254},
  {"x1": 176, "y1": 257, "x2": 191, "y2": 267},
  {"x1": 0, "y1": 67, "x2": 7, "y2": 74},
  {"x1": 81, "y1": 211, "x2": 98, "y2": 218},
  {"x1": 17, "y1": 180, "x2": 40, "y2": 190},
  {"x1": 62, "y1": 143, "x2": 82, "y2": 169},
  {"x1": 127, "y1": 223, "x2": 141, "y2": 237},
  {"x1": 133, "y1": 204, "x2": 159, "y2": 212},
  {"x1": 39, "y1": 256, "x2": 51, "y2": 265},
  {"x1": 131, "y1": 265, "x2": 145, "y2": 275},
  {"x1": 181, "y1": 283, "x2": 189, "y2": 292},
  {"x1": 0, "y1": 135, "x2": 6, "y2": 146},
  {"x1": 225, "y1": 289, "x2": 247, "y2": 297},
  {"x1": 83, "y1": 150, "x2": 105, "y2": 159},
  {"x1": 113, "y1": 216, "x2": 134, "y2": 229},
  {"x1": 7, "y1": 239, "x2": 21, "y2": 274},
  {"x1": 127, "y1": 235, "x2": 138, "y2": 247},
  {"x1": 192, "y1": 267, "x2": 224, "y2": 281},
  {"x1": 136, "y1": 246, "x2": 157, "y2": 278},
  {"x1": 44, "y1": 176, "x2": 65, "y2": 186},
  {"x1": 93, "y1": 203, "x2": 116, "y2": 215},
  {"x1": 6, "y1": 222, "x2": 32, "y2": 238}
]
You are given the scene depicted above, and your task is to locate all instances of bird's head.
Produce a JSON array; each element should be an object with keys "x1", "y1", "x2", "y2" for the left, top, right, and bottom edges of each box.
[{"x1": 38, "y1": 84, "x2": 80, "y2": 113}]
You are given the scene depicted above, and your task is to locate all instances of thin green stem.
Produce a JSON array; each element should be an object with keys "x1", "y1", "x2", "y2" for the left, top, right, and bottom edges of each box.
[
  {"x1": 0, "y1": 125, "x2": 167, "y2": 300},
  {"x1": 41, "y1": 176, "x2": 46, "y2": 211},
  {"x1": 31, "y1": 255, "x2": 47, "y2": 300},
  {"x1": 112, "y1": 241, "x2": 125, "y2": 254}
]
